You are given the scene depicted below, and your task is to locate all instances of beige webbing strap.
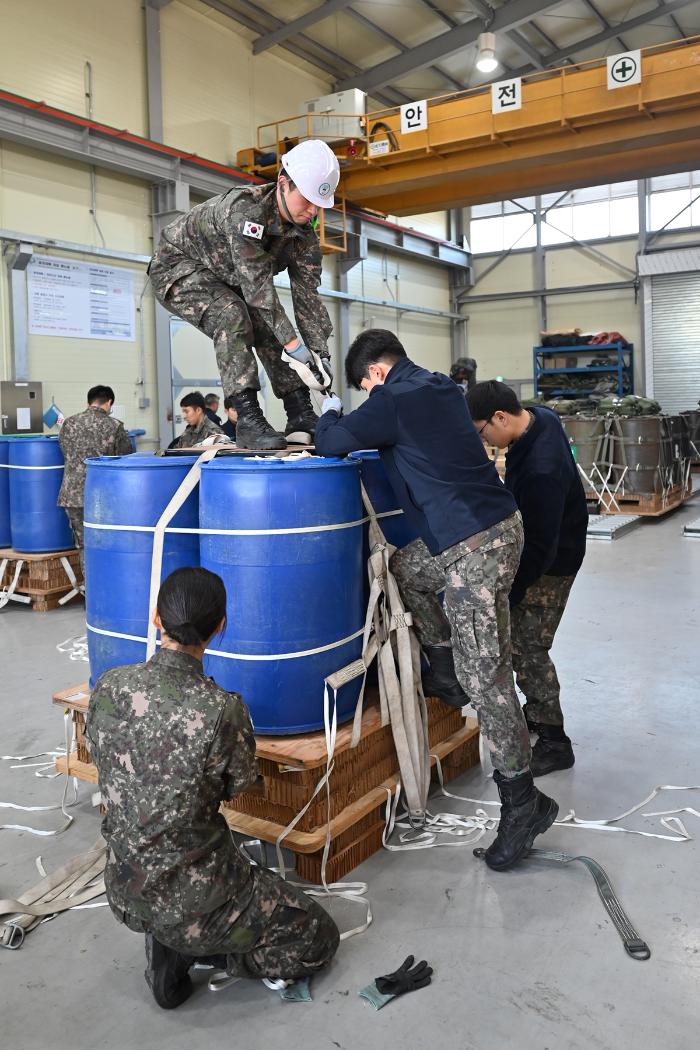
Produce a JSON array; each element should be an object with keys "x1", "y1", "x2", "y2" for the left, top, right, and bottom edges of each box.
[
  {"x1": 0, "y1": 838, "x2": 107, "y2": 949},
  {"x1": 146, "y1": 448, "x2": 219, "y2": 659},
  {"x1": 358, "y1": 482, "x2": 430, "y2": 821}
]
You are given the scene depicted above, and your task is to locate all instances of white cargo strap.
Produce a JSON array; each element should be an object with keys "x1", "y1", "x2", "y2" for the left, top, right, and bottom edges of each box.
[
  {"x1": 1, "y1": 715, "x2": 79, "y2": 836},
  {"x1": 58, "y1": 555, "x2": 83, "y2": 605},
  {"x1": 0, "y1": 557, "x2": 30, "y2": 609},
  {"x1": 146, "y1": 448, "x2": 219, "y2": 659},
  {"x1": 0, "y1": 838, "x2": 107, "y2": 950}
]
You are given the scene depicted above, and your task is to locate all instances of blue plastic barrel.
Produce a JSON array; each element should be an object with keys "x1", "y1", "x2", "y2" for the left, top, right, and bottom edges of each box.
[
  {"x1": 200, "y1": 456, "x2": 364, "y2": 734},
  {"x1": 127, "y1": 428, "x2": 146, "y2": 453},
  {"x1": 8, "y1": 436, "x2": 74, "y2": 553},
  {"x1": 0, "y1": 438, "x2": 11, "y2": 548},
  {"x1": 350, "y1": 449, "x2": 420, "y2": 551},
  {"x1": 84, "y1": 454, "x2": 200, "y2": 686}
]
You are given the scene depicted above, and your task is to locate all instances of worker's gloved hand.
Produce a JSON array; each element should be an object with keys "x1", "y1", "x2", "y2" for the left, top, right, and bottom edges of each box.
[
  {"x1": 281, "y1": 344, "x2": 332, "y2": 392},
  {"x1": 322, "y1": 394, "x2": 342, "y2": 415},
  {"x1": 374, "y1": 956, "x2": 432, "y2": 997},
  {"x1": 285, "y1": 340, "x2": 314, "y2": 365}
]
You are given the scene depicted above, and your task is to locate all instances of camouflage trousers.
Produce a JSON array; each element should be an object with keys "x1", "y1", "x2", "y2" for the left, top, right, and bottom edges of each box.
[
  {"x1": 154, "y1": 266, "x2": 304, "y2": 400},
  {"x1": 130, "y1": 865, "x2": 339, "y2": 982},
  {"x1": 511, "y1": 573, "x2": 576, "y2": 727},
  {"x1": 65, "y1": 507, "x2": 84, "y2": 576},
  {"x1": 390, "y1": 513, "x2": 531, "y2": 775}
]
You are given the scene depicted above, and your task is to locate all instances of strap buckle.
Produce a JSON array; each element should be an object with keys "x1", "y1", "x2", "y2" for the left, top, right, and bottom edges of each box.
[
  {"x1": 3, "y1": 922, "x2": 26, "y2": 950},
  {"x1": 625, "y1": 938, "x2": 651, "y2": 961}
]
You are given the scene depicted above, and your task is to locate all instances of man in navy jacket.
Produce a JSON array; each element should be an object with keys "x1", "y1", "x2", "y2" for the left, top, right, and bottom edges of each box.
[
  {"x1": 315, "y1": 330, "x2": 558, "y2": 871},
  {"x1": 467, "y1": 381, "x2": 588, "y2": 776}
]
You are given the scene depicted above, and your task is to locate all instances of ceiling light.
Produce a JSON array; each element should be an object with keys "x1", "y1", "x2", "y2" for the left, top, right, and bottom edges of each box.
[{"x1": 476, "y1": 32, "x2": 499, "y2": 74}]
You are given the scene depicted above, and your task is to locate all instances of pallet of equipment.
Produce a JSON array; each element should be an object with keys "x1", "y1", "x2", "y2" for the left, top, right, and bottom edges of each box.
[
  {"x1": 0, "y1": 547, "x2": 82, "y2": 610},
  {"x1": 591, "y1": 480, "x2": 693, "y2": 517}
]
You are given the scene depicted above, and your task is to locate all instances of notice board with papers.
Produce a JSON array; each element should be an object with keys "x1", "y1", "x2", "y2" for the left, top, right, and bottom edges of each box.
[{"x1": 27, "y1": 254, "x2": 136, "y2": 341}]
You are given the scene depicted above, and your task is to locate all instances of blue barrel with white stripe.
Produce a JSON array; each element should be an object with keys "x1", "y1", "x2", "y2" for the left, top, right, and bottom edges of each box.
[
  {"x1": 350, "y1": 449, "x2": 420, "y2": 551},
  {"x1": 84, "y1": 454, "x2": 200, "y2": 686},
  {"x1": 200, "y1": 456, "x2": 364, "y2": 734},
  {"x1": 0, "y1": 437, "x2": 11, "y2": 548},
  {"x1": 8, "y1": 436, "x2": 74, "y2": 553}
]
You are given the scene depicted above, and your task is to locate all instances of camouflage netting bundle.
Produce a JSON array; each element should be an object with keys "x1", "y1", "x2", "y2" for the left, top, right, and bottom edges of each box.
[{"x1": 596, "y1": 395, "x2": 661, "y2": 417}]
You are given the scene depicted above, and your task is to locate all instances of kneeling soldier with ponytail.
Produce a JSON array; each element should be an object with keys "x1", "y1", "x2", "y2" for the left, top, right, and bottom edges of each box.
[{"x1": 86, "y1": 566, "x2": 339, "y2": 1009}]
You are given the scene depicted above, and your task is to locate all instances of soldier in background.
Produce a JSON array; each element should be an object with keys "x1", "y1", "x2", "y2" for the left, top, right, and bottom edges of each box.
[
  {"x1": 149, "y1": 140, "x2": 340, "y2": 450},
  {"x1": 204, "y1": 393, "x2": 223, "y2": 427},
  {"x1": 170, "y1": 392, "x2": 233, "y2": 450},
  {"x1": 86, "y1": 567, "x2": 339, "y2": 1010},
  {"x1": 57, "y1": 384, "x2": 132, "y2": 573},
  {"x1": 449, "y1": 357, "x2": 478, "y2": 393}
]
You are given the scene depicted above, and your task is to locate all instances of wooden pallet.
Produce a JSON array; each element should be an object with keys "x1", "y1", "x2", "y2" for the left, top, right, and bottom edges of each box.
[
  {"x1": 222, "y1": 722, "x2": 480, "y2": 882},
  {"x1": 53, "y1": 683, "x2": 469, "y2": 822},
  {"x1": 53, "y1": 683, "x2": 480, "y2": 881},
  {"x1": 0, "y1": 547, "x2": 82, "y2": 609},
  {"x1": 592, "y1": 480, "x2": 693, "y2": 517}
]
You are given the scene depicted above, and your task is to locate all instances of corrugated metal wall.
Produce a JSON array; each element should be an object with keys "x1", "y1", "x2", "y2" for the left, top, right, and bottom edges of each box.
[{"x1": 649, "y1": 273, "x2": 700, "y2": 413}]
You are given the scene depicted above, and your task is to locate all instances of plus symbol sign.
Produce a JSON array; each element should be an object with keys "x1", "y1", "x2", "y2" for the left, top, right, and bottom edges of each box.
[{"x1": 612, "y1": 57, "x2": 636, "y2": 82}]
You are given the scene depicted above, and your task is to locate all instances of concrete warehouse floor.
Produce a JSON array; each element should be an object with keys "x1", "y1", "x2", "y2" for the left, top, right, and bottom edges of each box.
[{"x1": 2, "y1": 497, "x2": 699, "y2": 1050}]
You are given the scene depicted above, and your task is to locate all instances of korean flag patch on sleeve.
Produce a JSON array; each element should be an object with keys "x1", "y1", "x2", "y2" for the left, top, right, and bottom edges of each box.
[{"x1": 242, "y1": 220, "x2": 264, "y2": 239}]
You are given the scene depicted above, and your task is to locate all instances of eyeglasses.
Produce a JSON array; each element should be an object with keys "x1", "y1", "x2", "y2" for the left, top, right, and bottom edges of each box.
[{"x1": 476, "y1": 418, "x2": 492, "y2": 437}]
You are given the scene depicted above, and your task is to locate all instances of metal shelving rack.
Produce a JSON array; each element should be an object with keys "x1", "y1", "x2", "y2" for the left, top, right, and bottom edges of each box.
[{"x1": 533, "y1": 342, "x2": 634, "y2": 399}]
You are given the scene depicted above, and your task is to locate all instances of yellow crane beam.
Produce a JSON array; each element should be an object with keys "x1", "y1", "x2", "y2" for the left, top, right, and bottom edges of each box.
[{"x1": 342, "y1": 40, "x2": 700, "y2": 214}]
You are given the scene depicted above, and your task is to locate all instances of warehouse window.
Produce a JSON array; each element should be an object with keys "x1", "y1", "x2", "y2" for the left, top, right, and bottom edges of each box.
[{"x1": 470, "y1": 183, "x2": 638, "y2": 253}]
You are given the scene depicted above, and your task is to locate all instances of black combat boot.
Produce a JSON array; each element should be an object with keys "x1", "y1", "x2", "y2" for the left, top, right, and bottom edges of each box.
[
  {"x1": 233, "y1": 389, "x2": 286, "y2": 450},
  {"x1": 484, "y1": 770, "x2": 558, "y2": 871},
  {"x1": 144, "y1": 933, "x2": 194, "y2": 1009},
  {"x1": 529, "y1": 723, "x2": 575, "y2": 777},
  {"x1": 283, "y1": 387, "x2": 319, "y2": 445},
  {"x1": 422, "y1": 645, "x2": 468, "y2": 708}
]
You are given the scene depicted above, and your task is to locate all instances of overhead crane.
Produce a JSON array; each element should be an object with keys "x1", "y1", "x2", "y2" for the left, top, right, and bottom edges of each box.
[{"x1": 238, "y1": 38, "x2": 700, "y2": 221}]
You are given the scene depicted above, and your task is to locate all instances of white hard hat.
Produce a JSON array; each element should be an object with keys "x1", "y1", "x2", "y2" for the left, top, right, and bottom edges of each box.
[{"x1": 281, "y1": 140, "x2": 340, "y2": 208}]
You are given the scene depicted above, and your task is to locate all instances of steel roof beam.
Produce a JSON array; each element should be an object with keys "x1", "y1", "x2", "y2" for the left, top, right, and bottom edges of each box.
[
  {"x1": 345, "y1": 8, "x2": 467, "y2": 93},
  {"x1": 252, "y1": 0, "x2": 355, "y2": 55},
  {"x1": 334, "y1": 0, "x2": 569, "y2": 93},
  {"x1": 199, "y1": 0, "x2": 408, "y2": 107},
  {"x1": 507, "y1": 0, "x2": 699, "y2": 77}
]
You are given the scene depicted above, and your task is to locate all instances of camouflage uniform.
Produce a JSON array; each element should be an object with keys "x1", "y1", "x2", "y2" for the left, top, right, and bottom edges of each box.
[
  {"x1": 85, "y1": 648, "x2": 339, "y2": 980},
  {"x1": 390, "y1": 512, "x2": 531, "y2": 774},
  {"x1": 58, "y1": 406, "x2": 132, "y2": 569},
  {"x1": 510, "y1": 574, "x2": 576, "y2": 727},
  {"x1": 172, "y1": 416, "x2": 233, "y2": 450},
  {"x1": 148, "y1": 184, "x2": 332, "y2": 401}
]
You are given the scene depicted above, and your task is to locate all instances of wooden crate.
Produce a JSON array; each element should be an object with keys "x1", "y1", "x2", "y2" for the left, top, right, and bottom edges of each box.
[{"x1": 0, "y1": 547, "x2": 82, "y2": 610}]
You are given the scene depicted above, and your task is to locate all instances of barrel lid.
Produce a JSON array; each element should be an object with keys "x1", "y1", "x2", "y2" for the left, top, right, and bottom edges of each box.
[
  {"x1": 85, "y1": 454, "x2": 198, "y2": 469},
  {"x1": 202, "y1": 455, "x2": 358, "y2": 472}
]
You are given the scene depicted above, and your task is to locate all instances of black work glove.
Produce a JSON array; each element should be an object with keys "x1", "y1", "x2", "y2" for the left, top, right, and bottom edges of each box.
[{"x1": 374, "y1": 955, "x2": 432, "y2": 996}]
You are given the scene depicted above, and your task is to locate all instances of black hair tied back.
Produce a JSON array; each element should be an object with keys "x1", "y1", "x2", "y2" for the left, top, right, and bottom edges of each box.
[{"x1": 157, "y1": 567, "x2": 227, "y2": 647}]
